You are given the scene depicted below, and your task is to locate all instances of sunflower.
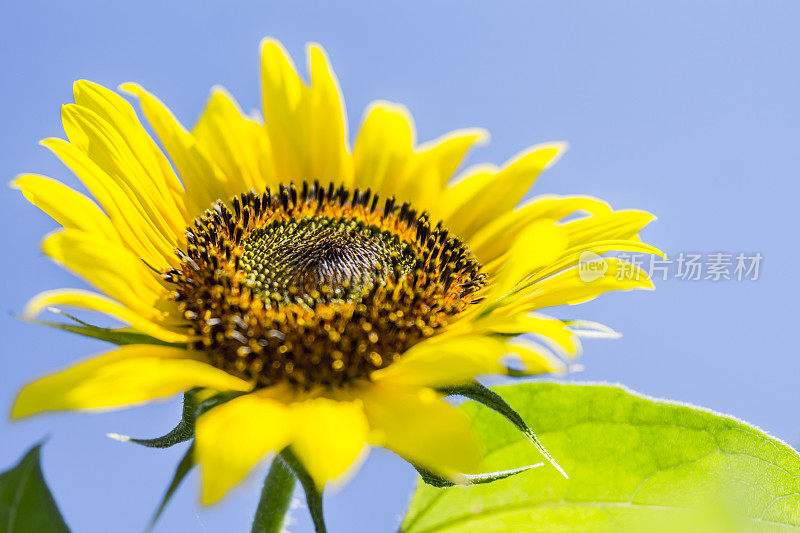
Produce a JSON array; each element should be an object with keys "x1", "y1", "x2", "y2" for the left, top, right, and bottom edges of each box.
[{"x1": 11, "y1": 39, "x2": 659, "y2": 505}]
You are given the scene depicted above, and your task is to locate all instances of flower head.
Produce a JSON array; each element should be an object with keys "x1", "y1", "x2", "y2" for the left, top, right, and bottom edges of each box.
[{"x1": 12, "y1": 39, "x2": 660, "y2": 503}]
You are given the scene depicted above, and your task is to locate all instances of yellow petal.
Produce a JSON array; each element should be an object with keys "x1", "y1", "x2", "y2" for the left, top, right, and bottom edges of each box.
[
  {"x1": 260, "y1": 39, "x2": 309, "y2": 181},
  {"x1": 563, "y1": 319, "x2": 621, "y2": 339},
  {"x1": 527, "y1": 239, "x2": 665, "y2": 285},
  {"x1": 260, "y1": 39, "x2": 350, "y2": 184},
  {"x1": 470, "y1": 313, "x2": 580, "y2": 357},
  {"x1": 195, "y1": 392, "x2": 293, "y2": 504},
  {"x1": 561, "y1": 209, "x2": 656, "y2": 247},
  {"x1": 61, "y1": 104, "x2": 186, "y2": 249},
  {"x1": 11, "y1": 345, "x2": 250, "y2": 419},
  {"x1": 12, "y1": 174, "x2": 119, "y2": 242},
  {"x1": 307, "y1": 44, "x2": 351, "y2": 185},
  {"x1": 192, "y1": 87, "x2": 275, "y2": 195},
  {"x1": 41, "y1": 136, "x2": 177, "y2": 269},
  {"x1": 395, "y1": 128, "x2": 487, "y2": 211},
  {"x1": 289, "y1": 397, "x2": 369, "y2": 489},
  {"x1": 504, "y1": 337, "x2": 566, "y2": 375},
  {"x1": 352, "y1": 102, "x2": 486, "y2": 209},
  {"x1": 352, "y1": 101, "x2": 414, "y2": 193},
  {"x1": 359, "y1": 383, "x2": 482, "y2": 476},
  {"x1": 62, "y1": 99, "x2": 186, "y2": 240},
  {"x1": 485, "y1": 220, "x2": 569, "y2": 303},
  {"x1": 25, "y1": 289, "x2": 189, "y2": 344},
  {"x1": 72, "y1": 80, "x2": 187, "y2": 220},
  {"x1": 41, "y1": 230, "x2": 166, "y2": 318},
  {"x1": 441, "y1": 142, "x2": 566, "y2": 239},
  {"x1": 372, "y1": 335, "x2": 510, "y2": 388},
  {"x1": 508, "y1": 258, "x2": 654, "y2": 312},
  {"x1": 120, "y1": 83, "x2": 229, "y2": 217},
  {"x1": 469, "y1": 195, "x2": 612, "y2": 265}
]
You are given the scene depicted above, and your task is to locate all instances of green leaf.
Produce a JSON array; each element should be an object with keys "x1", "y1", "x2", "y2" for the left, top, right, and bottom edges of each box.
[
  {"x1": 19, "y1": 314, "x2": 185, "y2": 348},
  {"x1": 0, "y1": 443, "x2": 70, "y2": 533},
  {"x1": 251, "y1": 455, "x2": 297, "y2": 533},
  {"x1": 401, "y1": 382, "x2": 800, "y2": 533}
]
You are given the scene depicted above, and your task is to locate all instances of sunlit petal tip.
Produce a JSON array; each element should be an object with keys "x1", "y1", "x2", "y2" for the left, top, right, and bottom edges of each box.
[
  {"x1": 566, "y1": 320, "x2": 623, "y2": 340},
  {"x1": 519, "y1": 357, "x2": 568, "y2": 376},
  {"x1": 305, "y1": 41, "x2": 330, "y2": 62},
  {"x1": 10, "y1": 404, "x2": 27, "y2": 420},
  {"x1": 23, "y1": 294, "x2": 50, "y2": 318},
  {"x1": 260, "y1": 37, "x2": 301, "y2": 73},
  {"x1": 470, "y1": 127, "x2": 491, "y2": 146},
  {"x1": 635, "y1": 210, "x2": 658, "y2": 225},
  {"x1": 38, "y1": 137, "x2": 62, "y2": 150},
  {"x1": 117, "y1": 81, "x2": 139, "y2": 94},
  {"x1": 650, "y1": 245, "x2": 668, "y2": 260},
  {"x1": 60, "y1": 103, "x2": 79, "y2": 119},
  {"x1": 640, "y1": 277, "x2": 656, "y2": 291},
  {"x1": 606, "y1": 260, "x2": 656, "y2": 291},
  {"x1": 8, "y1": 175, "x2": 25, "y2": 190},
  {"x1": 105, "y1": 432, "x2": 131, "y2": 442},
  {"x1": 71, "y1": 79, "x2": 93, "y2": 97},
  {"x1": 528, "y1": 140, "x2": 568, "y2": 169},
  {"x1": 420, "y1": 126, "x2": 490, "y2": 153},
  {"x1": 505, "y1": 338, "x2": 568, "y2": 375},
  {"x1": 565, "y1": 340, "x2": 583, "y2": 359},
  {"x1": 259, "y1": 36, "x2": 288, "y2": 55},
  {"x1": 365, "y1": 99, "x2": 413, "y2": 118},
  {"x1": 205, "y1": 85, "x2": 234, "y2": 104},
  {"x1": 306, "y1": 42, "x2": 343, "y2": 89}
]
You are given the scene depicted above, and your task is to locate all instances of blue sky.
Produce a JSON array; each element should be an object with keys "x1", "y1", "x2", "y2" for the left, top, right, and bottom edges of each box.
[{"x1": 1, "y1": 2, "x2": 799, "y2": 532}]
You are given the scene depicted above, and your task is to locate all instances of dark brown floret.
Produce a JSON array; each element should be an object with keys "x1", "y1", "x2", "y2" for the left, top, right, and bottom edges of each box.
[{"x1": 165, "y1": 182, "x2": 485, "y2": 389}]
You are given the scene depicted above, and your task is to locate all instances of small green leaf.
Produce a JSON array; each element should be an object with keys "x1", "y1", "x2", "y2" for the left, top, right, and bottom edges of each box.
[
  {"x1": 414, "y1": 463, "x2": 543, "y2": 488},
  {"x1": 109, "y1": 389, "x2": 201, "y2": 448},
  {"x1": 111, "y1": 389, "x2": 250, "y2": 528},
  {"x1": 20, "y1": 314, "x2": 185, "y2": 348},
  {"x1": 109, "y1": 389, "x2": 245, "y2": 448},
  {"x1": 148, "y1": 444, "x2": 195, "y2": 530},
  {"x1": 439, "y1": 381, "x2": 567, "y2": 478},
  {"x1": 402, "y1": 382, "x2": 800, "y2": 533},
  {"x1": 251, "y1": 455, "x2": 297, "y2": 533},
  {"x1": 0, "y1": 443, "x2": 70, "y2": 533}
]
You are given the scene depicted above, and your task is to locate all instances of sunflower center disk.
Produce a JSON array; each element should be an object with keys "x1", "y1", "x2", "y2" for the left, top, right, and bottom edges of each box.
[
  {"x1": 166, "y1": 182, "x2": 485, "y2": 389},
  {"x1": 240, "y1": 217, "x2": 414, "y2": 304}
]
